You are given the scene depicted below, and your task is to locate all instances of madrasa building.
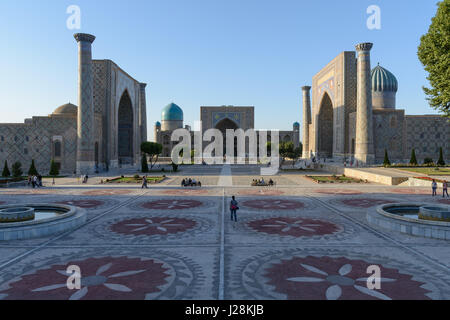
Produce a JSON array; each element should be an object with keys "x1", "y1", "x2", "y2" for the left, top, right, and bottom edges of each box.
[
  {"x1": 0, "y1": 33, "x2": 148, "y2": 174},
  {"x1": 154, "y1": 104, "x2": 301, "y2": 158},
  {"x1": 301, "y1": 42, "x2": 449, "y2": 164}
]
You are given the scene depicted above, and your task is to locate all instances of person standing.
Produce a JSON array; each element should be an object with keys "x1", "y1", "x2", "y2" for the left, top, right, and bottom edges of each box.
[
  {"x1": 230, "y1": 196, "x2": 239, "y2": 223},
  {"x1": 432, "y1": 180, "x2": 437, "y2": 197},
  {"x1": 443, "y1": 180, "x2": 449, "y2": 198}
]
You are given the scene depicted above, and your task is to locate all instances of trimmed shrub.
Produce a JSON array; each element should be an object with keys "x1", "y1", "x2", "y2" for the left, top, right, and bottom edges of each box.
[
  {"x1": 410, "y1": 149, "x2": 418, "y2": 166},
  {"x1": 437, "y1": 147, "x2": 445, "y2": 166},
  {"x1": 28, "y1": 159, "x2": 38, "y2": 176},
  {"x1": 423, "y1": 157, "x2": 434, "y2": 166},
  {"x1": 12, "y1": 162, "x2": 23, "y2": 178},
  {"x1": 49, "y1": 159, "x2": 59, "y2": 176},
  {"x1": 2, "y1": 160, "x2": 10, "y2": 177},
  {"x1": 383, "y1": 149, "x2": 391, "y2": 167}
]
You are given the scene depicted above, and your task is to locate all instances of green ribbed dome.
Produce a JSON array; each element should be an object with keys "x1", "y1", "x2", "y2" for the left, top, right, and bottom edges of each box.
[
  {"x1": 155, "y1": 121, "x2": 161, "y2": 127},
  {"x1": 161, "y1": 103, "x2": 183, "y2": 121},
  {"x1": 293, "y1": 122, "x2": 300, "y2": 127},
  {"x1": 371, "y1": 64, "x2": 398, "y2": 92}
]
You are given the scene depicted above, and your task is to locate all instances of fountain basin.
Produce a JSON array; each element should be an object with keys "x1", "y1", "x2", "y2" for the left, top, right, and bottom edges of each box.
[
  {"x1": 367, "y1": 203, "x2": 450, "y2": 240},
  {"x1": 0, "y1": 207, "x2": 35, "y2": 223},
  {"x1": 419, "y1": 206, "x2": 450, "y2": 222},
  {"x1": 0, "y1": 204, "x2": 86, "y2": 241}
]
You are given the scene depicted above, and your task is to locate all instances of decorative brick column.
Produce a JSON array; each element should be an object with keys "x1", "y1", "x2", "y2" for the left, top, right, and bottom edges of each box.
[
  {"x1": 355, "y1": 43, "x2": 375, "y2": 165},
  {"x1": 139, "y1": 83, "x2": 148, "y2": 143},
  {"x1": 302, "y1": 86, "x2": 312, "y2": 158},
  {"x1": 74, "y1": 33, "x2": 96, "y2": 174}
]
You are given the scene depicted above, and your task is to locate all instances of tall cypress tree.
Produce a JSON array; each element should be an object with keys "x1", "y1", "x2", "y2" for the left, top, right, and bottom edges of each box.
[
  {"x1": 410, "y1": 149, "x2": 418, "y2": 166},
  {"x1": 437, "y1": 147, "x2": 445, "y2": 166},
  {"x1": 383, "y1": 149, "x2": 391, "y2": 167},
  {"x1": 49, "y1": 159, "x2": 60, "y2": 176},
  {"x1": 28, "y1": 159, "x2": 39, "y2": 176},
  {"x1": 141, "y1": 154, "x2": 149, "y2": 173},
  {"x1": 2, "y1": 160, "x2": 10, "y2": 177}
]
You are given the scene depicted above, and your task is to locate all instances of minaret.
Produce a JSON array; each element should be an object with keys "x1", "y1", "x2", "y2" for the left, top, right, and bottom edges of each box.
[
  {"x1": 301, "y1": 86, "x2": 312, "y2": 158},
  {"x1": 355, "y1": 43, "x2": 375, "y2": 165},
  {"x1": 139, "y1": 83, "x2": 148, "y2": 143},
  {"x1": 74, "y1": 33, "x2": 96, "y2": 174}
]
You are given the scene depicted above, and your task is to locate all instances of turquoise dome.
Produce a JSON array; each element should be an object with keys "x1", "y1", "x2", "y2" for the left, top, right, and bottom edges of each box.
[
  {"x1": 161, "y1": 103, "x2": 183, "y2": 121},
  {"x1": 155, "y1": 121, "x2": 161, "y2": 127},
  {"x1": 293, "y1": 122, "x2": 300, "y2": 127},
  {"x1": 371, "y1": 64, "x2": 398, "y2": 92}
]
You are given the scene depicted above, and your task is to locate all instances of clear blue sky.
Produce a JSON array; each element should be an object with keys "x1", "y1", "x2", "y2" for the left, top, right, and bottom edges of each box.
[{"x1": 0, "y1": 0, "x2": 440, "y2": 141}]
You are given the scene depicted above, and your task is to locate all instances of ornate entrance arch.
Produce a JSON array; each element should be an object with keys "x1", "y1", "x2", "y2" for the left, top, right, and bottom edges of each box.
[
  {"x1": 118, "y1": 91, "x2": 134, "y2": 164},
  {"x1": 215, "y1": 118, "x2": 239, "y2": 156},
  {"x1": 318, "y1": 93, "x2": 334, "y2": 158}
]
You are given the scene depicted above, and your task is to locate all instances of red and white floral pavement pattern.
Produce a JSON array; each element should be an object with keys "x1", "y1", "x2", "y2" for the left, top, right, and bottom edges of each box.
[
  {"x1": 438, "y1": 199, "x2": 450, "y2": 205},
  {"x1": 111, "y1": 217, "x2": 197, "y2": 236},
  {"x1": 314, "y1": 189, "x2": 363, "y2": 196},
  {"x1": 56, "y1": 200, "x2": 105, "y2": 209},
  {"x1": 83, "y1": 189, "x2": 133, "y2": 196},
  {"x1": 248, "y1": 217, "x2": 339, "y2": 237},
  {"x1": 242, "y1": 199, "x2": 305, "y2": 210},
  {"x1": 340, "y1": 198, "x2": 396, "y2": 208},
  {"x1": 390, "y1": 188, "x2": 430, "y2": 195},
  {"x1": 237, "y1": 189, "x2": 285, "y2": 196},
  {"x1": 264, "y1": 256, "x2": 430, "y2": 300},
  {"x1": 0, "y1": 201, "x2": 5, "y2": 205},
  {"x1": 161, "y1": 189, "x2": 209, "y2": 196},
  {"x1": 0, "y1": 257, "x2": 171, "y2": 300},
  {"x1": 142, "y1": 199, "x2": 203, "y2": 210}
]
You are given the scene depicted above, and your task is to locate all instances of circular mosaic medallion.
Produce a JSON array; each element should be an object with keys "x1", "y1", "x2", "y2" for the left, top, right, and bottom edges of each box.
[
  {"x1": 263, "y1": 256, "x2": 430, "y2": 300},
  {"x1": 248, "y1": 217, "x2": 339, "y2": 237},
  {"x1": 83, "y1": 189, "x2": 133, "y2": 196},
  {"x1": 161, "y1": 189, "x2": 209, "y2": 196},
  {"x1": 111, "y1": 217, "x2": 197, "y2": 236},
  {"x1": 242, "y1": 199, "x2": 304, "y2": 210},
  {"x1": 141, "y1": 199, "x2": 203, "y2": 210},
  {"x1": 0, "y1": 256, "x2": 172, "y2": 300},
  {"x1": 340, "y1": 198, "x2": 395, "y2": 208},
  {"x1": 56, "y1": 200, "x2": 105, "y2": 209},
  {"x1": 314, "y1": 189, "x2": 363, "y2": 196},
  {"x1": 237, "y1": 189, "x2": 285, "y2": 196}
]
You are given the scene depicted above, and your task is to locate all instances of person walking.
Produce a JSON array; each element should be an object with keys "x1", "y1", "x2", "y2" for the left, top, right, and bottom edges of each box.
[
  {"x1": 443, "y1": 180, "x2": 449, "y2": 198},
  {"x1": 432, "y1": 179, "x2": 437, "y2": 197},
  {"x1": 230, "y1": 196, "x2": 239, "y2": 223},
  {"x1": 142, "y1": 175, "x2": 148, "y2": 189}
]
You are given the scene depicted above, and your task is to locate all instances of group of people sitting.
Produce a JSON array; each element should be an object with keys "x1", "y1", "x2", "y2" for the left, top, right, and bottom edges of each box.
[
  {"x1": 28, "y1": 175, "x2": 43, "y2": 188},
  {"x1": 251, "y1": 178, "x2": 275, "y2": 187},
  {"x1": 181, "y1": 178, "x2": 202, "y2": 187}
]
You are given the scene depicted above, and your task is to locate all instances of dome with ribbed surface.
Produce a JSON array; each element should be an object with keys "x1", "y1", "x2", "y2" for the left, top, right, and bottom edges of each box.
[
  {"x1": 155, "y1": 121, "x2": 161, "y2": 127},
  {"x1": 371, "y1": 64, "x2": 398, "y2": 92},
  {"x1": 161, "y1": 103, "x2": 183, "y2": 121},
  {"x1": 53, "y1": 103, "x2": 78, "y2": 115},
  {"x1": 293, "y1": 122, "x2": 300, "y2": 128}
]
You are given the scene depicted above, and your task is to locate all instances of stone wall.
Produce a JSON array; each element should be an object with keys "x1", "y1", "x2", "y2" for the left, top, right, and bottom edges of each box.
[
  {"x1": 373, "y1": 109, "x2": 405, "y2": 162},
  {"x1": 405, "y1": 116, "x2": 450, "y2": 163}
]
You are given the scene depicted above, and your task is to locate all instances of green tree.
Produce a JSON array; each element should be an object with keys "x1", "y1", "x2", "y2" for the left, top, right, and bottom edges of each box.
[
  {"x1": 141, "y1": 154, "x2": 149, "y2": 173},
  {"x1": 11, "y1": 162, "x2": 23, "y2": 178},
  {"x1": 437, "y1": 147, "x2": 446, "y2": 166},
  {"x1": 410, "y1": 149, "x2": 418, "y2": 166},
  {"x1": 383, "y1": 149, "x2": 391, "y2": 167},
  {"x1": 2, "y1": 160, "x2": 10, "y2": 177},
  {"x1": 171, "y1": 162, "x2": 179, "y2": 172},
  {"x1": 141, "y1": 142, "x2": 163, "y2": 170},
  {"x1": 28, "y1": 159, "x2": 38, "y2": 176},
  {"x1": 292, "y1": 147, "x2": 302, "y2": 168},
  {"x1": 49, "y1": 159, "x2": 60, "y2": 176},
  {"x1": 418, "y1": 0, "x2": 450, "y2": 117}
]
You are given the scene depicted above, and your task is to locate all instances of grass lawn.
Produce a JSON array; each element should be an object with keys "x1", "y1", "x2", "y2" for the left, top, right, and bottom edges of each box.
[
  {"x1": 307, "y1": 176, "x2": 364, "y2": 183},
  {"x1": 105, "y1": 176, "x2": 165, "y2": 184},
  {"x1": 398, "y1": 167, "x2": 450, "y2": 176}
]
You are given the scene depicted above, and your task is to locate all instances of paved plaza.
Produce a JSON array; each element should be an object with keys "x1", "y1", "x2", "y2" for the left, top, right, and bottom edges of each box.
[{"x1": 0, "y1": 165, "x2": 449, "y2": 300}]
